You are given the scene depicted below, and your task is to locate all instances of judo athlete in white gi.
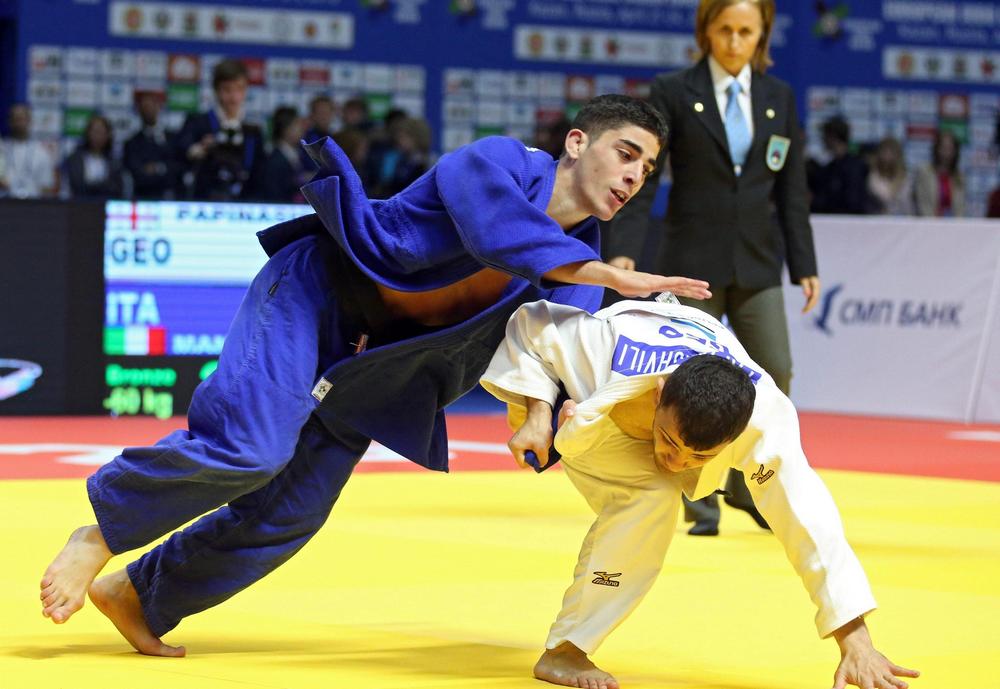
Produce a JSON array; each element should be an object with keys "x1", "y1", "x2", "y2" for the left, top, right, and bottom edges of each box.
[{"x1": 481, "y1": 299, "x2": 920, "y2": 689}]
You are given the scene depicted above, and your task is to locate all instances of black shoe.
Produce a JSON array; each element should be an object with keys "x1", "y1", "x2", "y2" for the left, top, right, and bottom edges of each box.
[
  {"x1": 688, "y1": 521, "x2": 719, "y2": 536},
  {"x1": 724, "y1": 497, "x2": 771, "y2": 531}
]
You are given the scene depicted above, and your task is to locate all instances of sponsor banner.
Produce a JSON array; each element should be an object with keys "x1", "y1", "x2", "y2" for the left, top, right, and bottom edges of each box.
[
  {"x1": 513, "y1": 24, "x2": 695, "y2": 68},
  {"x1": 109, "y1": 2, "x2": 355, "y2": 49},
  {"x1": 785, "y1": 216, "x2": 1000, "y2": 422},
  {"x1": 104, "y1": 200, "x2": 312, "y2": 283}
]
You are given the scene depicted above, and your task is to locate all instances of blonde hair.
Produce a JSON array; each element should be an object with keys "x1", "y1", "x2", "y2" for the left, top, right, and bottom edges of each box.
[{"x1": 694, "y1": 0, "x2": 775, "y2": 72}]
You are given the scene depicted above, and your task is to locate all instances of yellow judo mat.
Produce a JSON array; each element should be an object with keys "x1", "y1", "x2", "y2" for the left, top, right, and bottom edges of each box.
[{"x1": 2, "y1": 468, "x2": 998, "y2": 689}]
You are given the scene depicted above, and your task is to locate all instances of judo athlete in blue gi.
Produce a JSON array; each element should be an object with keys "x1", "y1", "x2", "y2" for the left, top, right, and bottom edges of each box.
[{"x1": 40, "y1": 95, "x2": 712, "y2": 657}]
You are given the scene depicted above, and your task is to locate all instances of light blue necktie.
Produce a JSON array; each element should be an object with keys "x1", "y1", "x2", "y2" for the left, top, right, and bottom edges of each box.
[{"x1": 724, "y1": 80, "x2": 751, "y2": 172}]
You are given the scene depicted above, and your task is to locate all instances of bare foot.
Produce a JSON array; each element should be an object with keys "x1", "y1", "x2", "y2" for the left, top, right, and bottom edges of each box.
[
  {"x1": 89, "y1": 569, "x2": 186, "y2": 657},
  {"x1": 40, "y1": 525, "x2": 113, "y2": 623},
  {"x1": 534, "y1": 642, "x2": 619, "y2": 689}
]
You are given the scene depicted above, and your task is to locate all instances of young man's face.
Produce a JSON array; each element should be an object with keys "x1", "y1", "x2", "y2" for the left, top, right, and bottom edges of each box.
[
  {"x1": 215, "y1": 77, "x2": 248, "y2": 118},
  {"x1": 651, "y1": 404, "x2": 729, "y2": 473},
  {"x1": 570, "y1": 125, "x2": 659, "y2": 222},
  {"x1": 705, "y1": 1, "x2": 763, "y2": 76}
]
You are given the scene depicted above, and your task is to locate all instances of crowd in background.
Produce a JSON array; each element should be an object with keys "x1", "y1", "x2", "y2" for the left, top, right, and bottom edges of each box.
[
  {"x1": 0, "y1": 59, "x2": 433, "y2": 205},
  {"x1": 0, "y1": 57, "x2": 997, "y2": 218}
]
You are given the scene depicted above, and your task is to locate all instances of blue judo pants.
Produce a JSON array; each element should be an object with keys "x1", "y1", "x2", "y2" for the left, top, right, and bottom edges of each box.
[{"x1": 88, "y1": 236, "x2": 371, "y2": 636}]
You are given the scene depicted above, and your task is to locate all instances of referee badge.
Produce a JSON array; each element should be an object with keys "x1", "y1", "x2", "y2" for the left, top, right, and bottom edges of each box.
[{"x1": 765, "y1": 134, "x2": 791, "y2": 172}]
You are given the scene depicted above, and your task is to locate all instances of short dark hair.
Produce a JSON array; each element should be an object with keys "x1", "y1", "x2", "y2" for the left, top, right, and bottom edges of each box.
[
  {"x1": 821, "y1": 115, "x2": 850, "y2": 145},
  {"x1": 270, "y1": 106, "x2": 299, "y2": 143},
  {"x1": 212, "y1": 58, "x2": 248, "y2": 91},
  {"x1": 309, "y1": 95, "x2": 334, "y2": 112},
  {"x1": 570, "y1": 94, "x2": 668, "y2": 151},
  {"x1": 658, "y1": 354, "x2": 756, "y2": 451}
]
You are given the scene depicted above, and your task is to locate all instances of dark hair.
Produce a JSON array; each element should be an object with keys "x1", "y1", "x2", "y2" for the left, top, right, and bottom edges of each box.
[
  {"x1": 821, "y1": 115, "x2": 851, "y2": 145},
  {"x1": 212, "y1": 58, "x2": 248, "y2": 91},
  {"x1": 931, "y1": 129, "x2": 960, "y2": 174},
  {"x1": 309, "y1": 95, "x2": 334, "y2": 112},
  {"x1": 658, "y1": 354, "x2": 756, "y2": 451},
  {"x1": 270, "y1": 106, "x2": 299, "y2": 143},
  {"x1": 570, "y1": 94, "x2": 668, "y2": 151},
  {"x1": 83, "y1": 113, "x2": 114, "y2": 156}
]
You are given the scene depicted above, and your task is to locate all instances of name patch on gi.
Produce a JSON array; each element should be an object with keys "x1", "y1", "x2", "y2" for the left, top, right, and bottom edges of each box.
[
  {"x1": 611, "y1": 335, "x2": 761, "y2": 383},
  {"x1": 311, "y1": 378, "x2": 332, "y2": 402}
]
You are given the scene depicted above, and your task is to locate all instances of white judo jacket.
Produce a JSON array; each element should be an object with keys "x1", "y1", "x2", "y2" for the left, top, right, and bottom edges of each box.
[{"x1": 481, "y1": 299, "x2": 877, "y2": 654}]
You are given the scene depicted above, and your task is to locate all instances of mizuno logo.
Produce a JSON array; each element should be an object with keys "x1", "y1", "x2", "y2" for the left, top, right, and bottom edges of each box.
[
  {"x1": 750, "y1": 465, "x2": 774, "y2": 485},
  {"x1": 591, "y1": 571, "x2": 622, "y2": 587}
]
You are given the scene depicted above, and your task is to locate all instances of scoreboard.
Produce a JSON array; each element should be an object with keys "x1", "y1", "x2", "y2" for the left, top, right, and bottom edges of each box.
[{"x1": 103, "y1": 200, "x2": 312, "y2": 417}]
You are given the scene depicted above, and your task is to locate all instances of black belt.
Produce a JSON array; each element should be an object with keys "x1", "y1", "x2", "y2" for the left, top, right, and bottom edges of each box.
[{"x1": 315, "y1": 235, "x2": 441, "y2": 351}]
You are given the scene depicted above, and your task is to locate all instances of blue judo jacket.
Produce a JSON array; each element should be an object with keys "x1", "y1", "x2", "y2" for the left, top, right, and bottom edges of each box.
[{"x1": 256, "y1": 136, "x2": 604, "y2": 472}]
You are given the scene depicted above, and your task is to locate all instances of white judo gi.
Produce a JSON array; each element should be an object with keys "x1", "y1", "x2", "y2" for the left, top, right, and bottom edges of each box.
[{"x1": 480, "y1": 299, "x2": 877, "y2": 655}]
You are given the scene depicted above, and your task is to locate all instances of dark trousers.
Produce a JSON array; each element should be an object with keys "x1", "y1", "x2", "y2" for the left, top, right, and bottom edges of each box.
[
  {"x1": 88, "y1": 236, "x2": 371, "y2": 635},
  {"x1": 679, "y1": 285, "x2": 792, "y2": 524}
]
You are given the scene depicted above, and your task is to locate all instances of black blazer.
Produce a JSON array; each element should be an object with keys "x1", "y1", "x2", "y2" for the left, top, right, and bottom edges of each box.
[
  {"x1": 610, "y1": 59, "x2": 817, "y2": 290},
  {"x1": 175, "y1": 111, "x2": 265, "y2": 200},
  {"x1": 64, "y1": 148, "x2": 125, "y2": 199}
]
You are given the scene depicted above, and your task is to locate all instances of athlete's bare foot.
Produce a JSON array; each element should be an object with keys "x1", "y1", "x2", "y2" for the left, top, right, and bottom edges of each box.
[
  {"x1": 534, "y1": 642, "x2": 619, "y2": 689},
  {"x1": 40, "y1": 525, "x2": 113, "y2": 623},
  {"x1": 89, "y1": 569, "x2": 186, "y2": 657}
]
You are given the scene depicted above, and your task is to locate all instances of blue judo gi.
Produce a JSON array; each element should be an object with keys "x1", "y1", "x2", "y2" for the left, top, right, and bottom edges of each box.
[{"x1": 86, "y1": 136, "x2": 604, "y2": 636}]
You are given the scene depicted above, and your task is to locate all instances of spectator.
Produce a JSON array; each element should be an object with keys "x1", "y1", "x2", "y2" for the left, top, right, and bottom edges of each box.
[
  {"x1": 257, "y1": 106, "x2": 310, "y2": 203},
  {"x1": 866, "y1": 136, "x2": 913, "y2": 215},
  {"x1": 340, "y1": 96, "x2": 373, "y2": 133},
  {"x1": 331, "y1": 127, "x2": 370, "y2": 182},
  {"x1": 810, "y1": 115, "x2": 869, "y2": 214},
  {"x1": 176, "y1": 58, "x2": 265, "y2": 200},
  {"x1": 366, "y1": 107, "x2": 409, "y2": 195},
  {"x1": 370, "y1": 115, "x2": 431, "y2": 198},
  {"x1": 304, "y1": 95, "x2": 337, "y2": 144},
  {"x1": 533, "y1": 115, "x2": 572, "y2": 159},
  {"x1": 300, "y1": 95, "x2": 337, "y2": 172},
  {"x1": 0, "y1": 103, "x2": 58, "y2": 198},
  {"x1": 64, "y1": 114, "x2": 125, "y2": 200},
  {"x1": 606, "y1": 0, "x2": 819, "y2": 536},
  {"x1": 123, "y1": 90, "x2": 178, "y2": 199},
  {"x1": 913, "y1": 129, "x2": 965, "y2": 217}
]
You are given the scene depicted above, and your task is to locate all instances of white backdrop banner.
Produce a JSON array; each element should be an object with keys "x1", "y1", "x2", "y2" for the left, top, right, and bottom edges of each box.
[{"x1": 784, "y1": 216, "x2": 1000, "y2": 423}]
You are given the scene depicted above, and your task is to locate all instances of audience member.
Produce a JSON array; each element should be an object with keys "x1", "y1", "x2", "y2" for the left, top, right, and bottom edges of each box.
[
  {"x1": 176, "y1": 58, "x2": 265, "y2": 200},
  {"x1": 0, "y1": 103, "x2": 58, "y2": 198},
  {"x1": 866, "y1": 136, "x2": 913, "y2": 215},
  {"x1": 300, "y1": 95, "x2": 337, "y2": 172},
  {"x1": 64, "y1": 114, "x2": 125, "y2": 200},
  {"x1": 303, "y1": 95, "x2": 337, "y2": 144},
  {"x1": 257, "y1": 106, "x2": 310, "y2": 203},
  {"x1": 913, "y1": 129, "x2": 965, "y2": 217},
  {"x1": 532, "y1": 115, "x2": 572, "y2": 159},
  {"x1": 331, "y1": 127, "x2": 370, "y2": 182},
  {"x1": 366, "y1": 108, "x2": 408, "y2": 193},
  {"x1": 369, "y1": 115, "x2": 431, "y2": 198},
  {"x1": 341, "y1": 96, "x2": 374, "y2": 133},
  {"x1": 123, "y1": 90, "x2": 178, "y2": 199},
  {"x1": 810, "y1": 115, "x2": 869, "y2": 214}
]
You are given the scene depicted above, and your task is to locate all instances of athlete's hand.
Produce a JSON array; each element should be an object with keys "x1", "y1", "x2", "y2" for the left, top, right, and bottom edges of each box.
[
  {"x1": 508, "y1": 398, "x2": 553, "y2": 469},
  {"x1": 831, "y1": 618, "x2": 919, "y2": 689},
  {"x1": 557, "y1": 400, "x2": 577, "y2": 429},
  {"x1": 610, "y1": 269, "x2": 711, "y2": 300},
  {"x1": 542, "y1": 260, "x2": 710, "y2": 300},
  {"x1": 801, "y1": 275, "x2": 821, "y2": 314}
]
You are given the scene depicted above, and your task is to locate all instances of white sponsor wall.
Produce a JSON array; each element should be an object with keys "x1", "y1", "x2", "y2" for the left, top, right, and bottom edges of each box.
[{"x1": 784, "y1": 216, "x2": 1000, "y2": 423}]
